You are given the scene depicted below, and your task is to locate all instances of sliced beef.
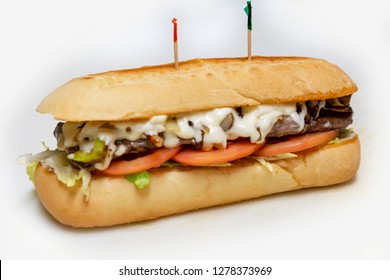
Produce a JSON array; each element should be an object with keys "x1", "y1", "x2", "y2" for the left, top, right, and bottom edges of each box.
[
  {"x1": 305, "y1": 106, "x2": 353, "y2": 133},
  {"x1": 53, "y1": 122, "x2": 64, "y2": 141},
  {"x1": 267, "y1": 116, "x2": 302, "y2": 137},
  {"x1": 114, "y1": 137, "x2": 201, "y2": 156},
  {"x1": 267, "y1": 106, "x2": 353, "y2": 138},
  {"x1": 114, "y1": 138, "x2": 158, "y2": 153}
]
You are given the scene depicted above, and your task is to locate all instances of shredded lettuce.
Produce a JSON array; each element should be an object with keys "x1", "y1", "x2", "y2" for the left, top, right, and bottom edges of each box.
[
  {"x1": 161, "y1": 161, "x2": 183, "y2": 167},
  {"x1": 18, "y1": 149, "x2": 92, "y2": 199},
  {"x1": 70, "y1": 138, "x2": 106, "y2": 163},
  {"x1": 249, "y1": 153, "x2": 297, "y2": 172},
  {"x1": 250, "y1": 157, "x2": 274, "y2": 172},
  {"x1": 339, "y1": 128, "x2": 354, "y2": 138},
  {"x1": 80, "y1": 169, "x2": 91, "y2": 199},
  {"x1": 328, "y1": 137, "x2": 341, "y2": 145},
  {"x1": 44, "y1": 151, "x2": 84, "y2": 186},
  {"x1": 207, "y1": 163, "x2": 232, "y2": 167},
  {"x1": 26, "y1": 161, "x2": 38, "y2": 182},
  {"x1": 260, "y1": 153, "x2": 297, "y2": 161},
  {"x1": 41, "y1": 141, "x2": 50, "y2": 151},
  {"x1": 125, "y1": 171, "x2": 151, "y2": 189},
  {"x1": 328, "y1": 128, "x2": 355, "y2": 145}
]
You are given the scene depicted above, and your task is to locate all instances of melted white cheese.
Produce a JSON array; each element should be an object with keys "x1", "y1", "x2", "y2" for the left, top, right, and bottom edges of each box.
[
  {"x1": 62, "y1": 122, "x2": 83, "y2": 148},
  {"x1": 62, "y1": 103, "x2": 307, "y2": 155},
  {"x1": 317, "y1": 100, "x2": 326, "y2": 117},
  {"x1": 173, "y1": 108, "x2": 234, "y2": 150},
  {"x1": 230, "y1": 103, "x2": 299, "y2": 143},
  {"x1": 112, "y1": 115, "x2": 167, "y2": 142}
]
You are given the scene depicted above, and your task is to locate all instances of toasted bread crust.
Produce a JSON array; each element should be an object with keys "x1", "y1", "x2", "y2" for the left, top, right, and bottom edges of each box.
[
  {"x1": 37, "y1": 56, "x2": 357, "y2": 121},
  {"x1": 34, "y1": 135, "x2": 360, "y2": 228}
]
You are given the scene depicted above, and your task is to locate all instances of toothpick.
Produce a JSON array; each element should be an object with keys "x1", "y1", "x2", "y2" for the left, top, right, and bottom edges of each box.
[
  {"x1": 248, "y1": 29, "x2": 252, "y2": 60},
  {"x1": 172, "y1": 18, "x2": 179, "y2": 69},
  {"x1": 244, "y1": 1, "x2": 252, "y2": 60}
]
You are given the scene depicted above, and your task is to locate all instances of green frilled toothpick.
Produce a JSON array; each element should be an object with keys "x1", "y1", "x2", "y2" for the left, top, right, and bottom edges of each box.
[{"x1": 244, "y1": 0, "x2": 252, "y2": 60}]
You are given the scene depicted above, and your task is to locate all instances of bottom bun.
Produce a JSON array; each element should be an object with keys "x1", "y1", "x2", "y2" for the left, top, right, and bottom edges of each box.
[{"x1": 34, "y1": 135, "x2": 360, "y2": 228}]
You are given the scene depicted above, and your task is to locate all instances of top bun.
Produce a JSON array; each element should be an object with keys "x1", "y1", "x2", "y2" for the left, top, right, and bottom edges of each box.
[{"x1": 37, "y1": 56, "x2": 357, "y2": 121}]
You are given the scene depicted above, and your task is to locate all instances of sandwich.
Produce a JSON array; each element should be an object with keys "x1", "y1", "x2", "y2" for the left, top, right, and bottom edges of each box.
[{"x1": 20, "y1": 56, "x2": 360, "y2": 228}]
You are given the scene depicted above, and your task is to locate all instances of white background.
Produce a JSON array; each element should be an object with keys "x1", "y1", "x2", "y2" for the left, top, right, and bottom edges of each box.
[{"x1": 1, "y1": 0, "x2": 389, "y2": 259}]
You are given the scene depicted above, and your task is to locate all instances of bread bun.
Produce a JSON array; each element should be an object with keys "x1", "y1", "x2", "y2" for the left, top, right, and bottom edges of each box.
[
  {"x1": 34, "y1": 135, "x2": 360, "y2": 228},
  {"x1": 37, "y1": 56, "x2": 357, "y2": 121}
]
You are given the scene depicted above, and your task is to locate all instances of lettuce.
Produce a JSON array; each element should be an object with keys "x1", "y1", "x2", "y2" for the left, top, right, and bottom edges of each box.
[
  {"x1": 160, "y1": 161, "x2": 183, "y2": 167},
  {"x1": 328, "y1": 137, "x2": 341, "y2": 145},
  {"x1": 70, "y1": 138, "x2": 106, "y2": 163},
  {"x1": 41, "y1": 141, "x2": 50, "y2": 151},
  {"x1": 18, "y1": 149, "x2": 92, "y2": 199},
  {"x1": 339, "y1": 128, "x2": 354, "y2": 138},
  {"x1": 43, "y1": 150, "x2": 84, "y2": 186},
  {"x1": 125, "y1": 171, "x2": 151, "y2": 189},
  {"x1": 207, "y1": 163, "x2": 232, "y2": 167},
  {"x1": 80, "y1": 169, "x2": 91, "y2": 199},
  {"x1": 328, "y1": 128, "x2": 355, "y2": 145},
  {"x1": 260, "y1": 153, "x2": 297, "y2": 161},
  {"x1": 251, "y1": 157, "x2": 274, "y2": 172},
  {"x1": 26, "y1": 161, "x2": 38, "y2": 182},
  {"x1": 249, "y1": 153, "x2": 297, "y2": 172}
]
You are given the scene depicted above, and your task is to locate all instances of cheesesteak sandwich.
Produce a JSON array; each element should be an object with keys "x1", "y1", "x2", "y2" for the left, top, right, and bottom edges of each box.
[{"x1": 20, "y1": 56, "x2": 360, "y2": 228}]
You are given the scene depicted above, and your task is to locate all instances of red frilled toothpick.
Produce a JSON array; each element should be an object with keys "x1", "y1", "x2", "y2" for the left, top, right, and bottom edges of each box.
[{"x1": 172, "y1": 18, "x2": 179, "y2": 69}]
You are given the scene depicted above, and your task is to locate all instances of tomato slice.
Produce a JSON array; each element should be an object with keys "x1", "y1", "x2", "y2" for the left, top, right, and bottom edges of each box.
[
  {"x1": 172, "y1": 141, "x2": 265, "y2": 166},
  {"x1": 253, "y1": 130, "x2": 338, "y2": 157},
  {"x1": 96, "y1": 146, "x2": 182, "y2": 175}
]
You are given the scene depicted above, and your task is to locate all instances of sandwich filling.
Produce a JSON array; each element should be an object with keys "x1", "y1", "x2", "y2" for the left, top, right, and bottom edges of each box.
[
  {"x1": 20, "y1": 95, "x2": 353, "y2": 196},
  {"x1": 54, "y1": 96, "x2": 352, "y2": 169}
]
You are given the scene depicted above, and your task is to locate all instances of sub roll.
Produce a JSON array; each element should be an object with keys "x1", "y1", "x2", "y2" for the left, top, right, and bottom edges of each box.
[{"x1": 20, "y1": 57, "x2": 360, "y2": 228}]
